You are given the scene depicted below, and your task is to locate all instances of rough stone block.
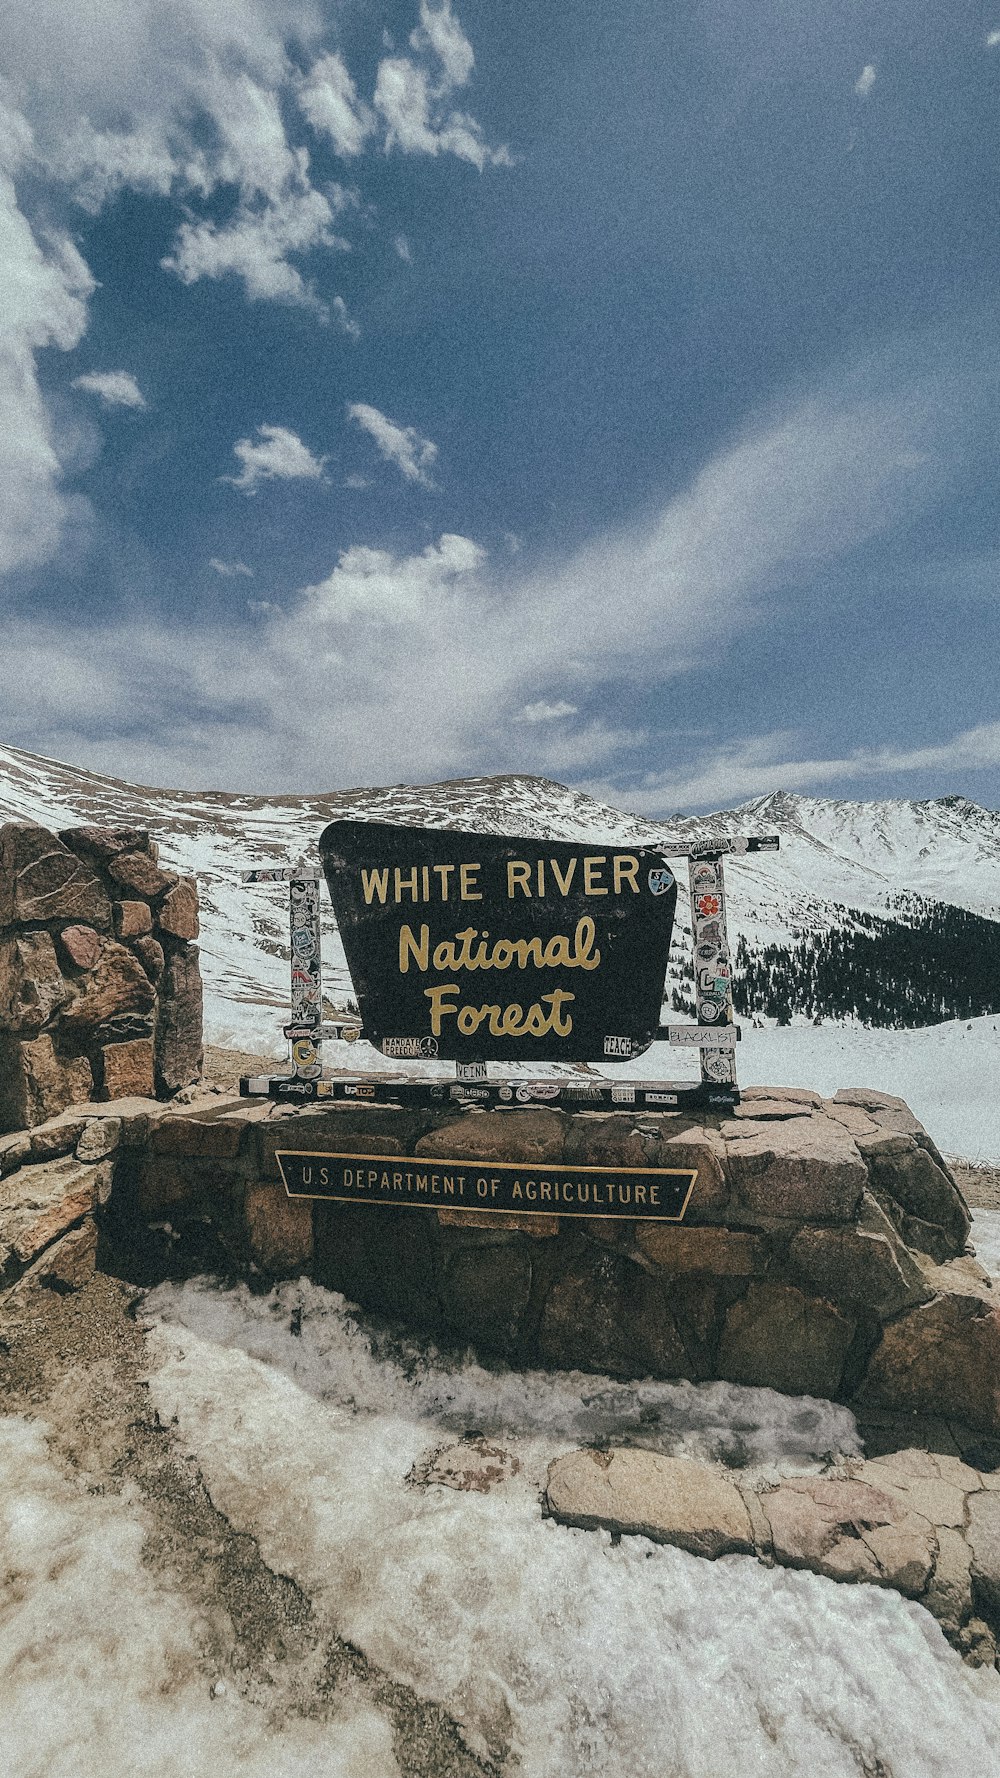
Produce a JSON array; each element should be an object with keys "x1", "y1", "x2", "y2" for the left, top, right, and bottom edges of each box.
[
  {"x1": 414, "y1": 1109, "x2": 566, "y2": 1164},
  {"x1": 59, "y1": 825, "x2": 151, "y2": 864},
  {"x1": 58, "y1": 925, "x2": 103, "y2": 970},
  {"x1": 0, "y1": 931, "x2": 72, "y2": 1032},
  {"x1": 866, "y1": 1144, "x2": 970, "y2": 1257},
  {"x1": 0, "y1": 1130, "x2": 31, "y2": 1175},
  {"x1": 443, "y1": 1243, "x2": 533, "y2": 1354},
  {"x1": 925, "y1": 1525, "x2": 974, "y2": 1633},
  {"x1": 256, "y1": 1114, "x2": 410, "y2": 1179},
  {"x1": 244, "y1": 1180, "x2": 313, "y2": 1275},
  {"x1": 758, "y1": 1475, "x2": 935, "y2": 1597},
  {"x1": 788, "y1": 1192, "x2": 932, "y2": 1317},
  {"x1": 133, "y1": 936, "x2": 165, "y2": 982},
  {"x1": 157, "y1": 878, "x2": 199, "y2": 940},
  {"x1": 0, "y1": 1155, "x2": 101, "y2": 1278},
  {"x1": 858, "y1": 1295, "x2": 1000, "y2": 1433},
  {"x1": 717, "y1": 1281, "x2": 855, "y2": 1397},
  {"x1": 113, "y1": 899, "x2": 153, "y2": 939},
  {"x1": 60, "y1": 940, "x2": 155, "y2": 1030},
  {"x1": 538, "y1": 1247, "x2": 689, "y2": 1377},
  {"x1": 546, "y1": 1449, "x2": 754, "y2": 1557},
  {"x1": 966, "y1": 1491, "x2": 1000, "y2": 1627},
  {"x1": 860, "y1": 1448, "x2": 977, "y2": 1529},
  {"x1": 32, "y1": 1216, "x2": 99, "y2": 1291},
  {"x1": 563, "y1": 1114, "x2": 659, "y2": 1168},
  {"x1": 0, "y1": 823, "x2": 110, "y2": 929},
  {"x1": 101, "y1": 1038, "x2": 155, "y2": 1101},
  {"x1": 724, "y1": 1113, "x2": 867, "y2": 1224},
  {"x1": 107, "y1": 850, "x2": 179, "y2": 901},
  {"x1": 0, "y1": 1033, "x2": 94, "y2": 1130},
  {"x1": 660, "y1": 1126, "x2": 730, "y2": 1221},
  {"x1": 29, "y1": 1112, "x2": 88, "y2": 1161},
  {"x1": 151, "y1": 1110, "x2": 247, "y2": 1159},
  {"x1": 155, "y1": 946, "x2": 203, "y2": 1092},
  {"x1": 637, "y1": 1223, "x2": 765, "y2": 1276},
  {"x1": 741, "y1": 1086, "x2": 823, "y2": 1108}
]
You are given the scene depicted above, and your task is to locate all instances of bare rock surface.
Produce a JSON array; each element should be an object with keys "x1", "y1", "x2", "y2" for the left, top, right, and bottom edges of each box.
[{"x1": 545, "y1": 1448, "x2": 754, "y2": 1557}]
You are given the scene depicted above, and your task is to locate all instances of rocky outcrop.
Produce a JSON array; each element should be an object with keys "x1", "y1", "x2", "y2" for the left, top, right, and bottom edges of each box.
[
  {"x1": 0, "y1": 820, "x2": 202, "y2": 1128},
  {"x1": 544, "y1": 1445, "x2": 1000, "y2": 1667}
]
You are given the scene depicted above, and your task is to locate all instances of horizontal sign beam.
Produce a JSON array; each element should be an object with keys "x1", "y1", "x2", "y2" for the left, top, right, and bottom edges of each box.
[
  {"x1": 241, "y1": 866, "x2": 321, "y2": 883},
  {"x1": 276, "y1": 1149, "x2": 696, "y2": 1221}
]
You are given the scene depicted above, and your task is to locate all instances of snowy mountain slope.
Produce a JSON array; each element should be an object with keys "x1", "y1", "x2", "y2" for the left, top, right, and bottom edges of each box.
[{"x1": 0, "y1": 744, "x2": 998, "y2": 1052}]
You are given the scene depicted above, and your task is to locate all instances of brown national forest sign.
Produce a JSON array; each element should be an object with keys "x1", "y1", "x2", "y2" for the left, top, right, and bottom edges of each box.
[{"x1": 319, "y1": 819, "x2": 678, "y2": 1064}]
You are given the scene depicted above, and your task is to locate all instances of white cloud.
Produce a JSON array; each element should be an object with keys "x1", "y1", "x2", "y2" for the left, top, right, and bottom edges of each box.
[
  {"x1": 209, "y1": 557, "x2": 254, "y2": 578},
  {"x1": 71, "y1": 369, "x2": 146, "y2": 410},
  {"x1": 987, "y1": 30, "x2": 1000, "y2": 49},
  {"x1": 0, "y1": 355, "x2": 974, "y2": 794},
  {"x1": 303, "y1": 532, "x2": 484, "y2": 623},
  {"x1": 0, "y1": 0, "x2": 507, "y2": 579},
  {"x1": 855, "y1": 64, "x2": 877, "y2": 97},
  {"x1": 410, "y1": 0, "x2": 476, "y2": 88},
  {"x1": 224, "y1": 424, "x2": 326, "y2": 494},
  {"x1": 0, "y1": 168, "x2": 95, "y2": 575},
  {"x1": 394, "y1": 233, "x2": 413, "y2": 262},
  {"x1": 347, "y1": 402, "x2": 439, "y2": 486},
  {"x1": 522, "y1": 700, "x2": 578, "y2": 723},
  {"x1": 298, "y1": 53, "x2": 374, "y2": 156},
  {"x1": 163, "y1": 188, "x2": 347, "y2": 314},
  {"x1": 373, "y1": 3, "x2": 508, "y2": 171},
  {"x1": 374, "y1": 58, "x2": 507, "y2": 168},
  {"x1": 593, "y1": 720, "x2": 1000, "y2": 814}
]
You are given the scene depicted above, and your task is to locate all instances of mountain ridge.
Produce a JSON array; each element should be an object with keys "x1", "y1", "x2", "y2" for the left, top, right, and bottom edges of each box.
[{"x1": 1, "y1": 742, "x2": 998, "y2": 1047}]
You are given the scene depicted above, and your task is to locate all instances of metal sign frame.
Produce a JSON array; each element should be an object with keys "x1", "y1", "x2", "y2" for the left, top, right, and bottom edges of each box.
[{"x1": 237, "y1": 834, "x2": 778, "y2": 1112}]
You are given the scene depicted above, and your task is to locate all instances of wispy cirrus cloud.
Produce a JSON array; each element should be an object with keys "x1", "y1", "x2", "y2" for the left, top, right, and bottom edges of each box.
[{"x1": 347, "y1": 402, "x2": 439, "y2": 486}]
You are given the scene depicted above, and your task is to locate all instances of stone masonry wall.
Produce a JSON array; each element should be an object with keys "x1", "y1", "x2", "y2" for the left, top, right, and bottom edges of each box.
[{"x1": 0, "y1": 821, "x2": 202, "y2": 1129}]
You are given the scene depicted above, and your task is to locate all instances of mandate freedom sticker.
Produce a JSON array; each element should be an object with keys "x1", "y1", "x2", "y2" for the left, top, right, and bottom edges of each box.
[{"x1": 276, "y1": 1150, "x2": 697, "y2": 1221}]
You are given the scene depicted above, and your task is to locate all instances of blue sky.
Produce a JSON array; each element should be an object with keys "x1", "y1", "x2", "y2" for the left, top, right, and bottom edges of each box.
[{"x1": 2, "y1": 0, "x2": 999, "y2": 811}]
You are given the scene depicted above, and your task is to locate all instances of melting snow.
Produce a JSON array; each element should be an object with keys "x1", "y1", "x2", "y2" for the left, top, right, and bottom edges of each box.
[{"x1": 138, "y1": 1277, "x2": 1000, "y2": 1777}]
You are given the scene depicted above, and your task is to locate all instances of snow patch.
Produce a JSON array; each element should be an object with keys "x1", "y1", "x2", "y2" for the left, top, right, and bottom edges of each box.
[
  {"x1": 0, "y1": 1415, "x2": 399, "y2": 1778},
  {"x1": 141, "y1": 1277, "x2": 1000, "y2": 1777}
]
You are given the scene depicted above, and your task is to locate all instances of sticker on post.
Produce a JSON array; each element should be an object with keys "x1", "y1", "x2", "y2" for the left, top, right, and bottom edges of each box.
[
  {"x1": 603, "y1": 1035, "x2": 634, "y2": 1058},
  {"x1": 381, "y1": 1035, "x2": 439, "y2": 1059}
]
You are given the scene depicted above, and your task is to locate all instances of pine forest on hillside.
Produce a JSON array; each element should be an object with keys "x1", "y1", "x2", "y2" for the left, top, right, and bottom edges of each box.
[{"x1": 724, "y1": 899, "x2": 1000, "y2": 1028}]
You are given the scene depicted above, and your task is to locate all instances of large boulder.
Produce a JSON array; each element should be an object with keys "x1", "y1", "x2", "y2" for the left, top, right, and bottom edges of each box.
[{"x1": 0, "y1": 823, "x2": 110, "y2": 928}]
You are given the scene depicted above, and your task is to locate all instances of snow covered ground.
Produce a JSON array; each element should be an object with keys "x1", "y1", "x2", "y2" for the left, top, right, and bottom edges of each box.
[{"x1": 99, "y1": 1282, "x2": 1000, "y2": 1772}]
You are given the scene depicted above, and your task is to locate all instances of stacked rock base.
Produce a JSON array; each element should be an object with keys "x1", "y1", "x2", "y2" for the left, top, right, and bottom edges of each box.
[{"x1": 0, "y1": 821, "x2": 202, "y2": 1128}]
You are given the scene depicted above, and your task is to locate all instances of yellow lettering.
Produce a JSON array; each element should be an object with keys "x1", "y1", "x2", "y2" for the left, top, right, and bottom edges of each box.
[
  {"x1": 536, "y1": 859, "x2": 545, "y2": 897},
  {"x1": 460, "y1": 863, "x2": 482, "y2": 901},
  {"x1": 361, "y1": 867, "x2": 389, "y2": 905},
  {"x1": 433, "y1": 863, "x2": 455, "y2": 898},
  {"x1": 613, "y1": 854, "x2": 640, "y2": 894},
  {"x1": 507, "y1": 860, "x2": 532, "y2": 898},
  {"x1": 399, "y1": 923, "x2": 429, "y2": 973},
  {"x1": 512, "y1": 1181, "x2": 523, "y2": 1199},
  {"x1": 421, "y1": 865, "x2": 430, "y2": 901},
  {"x1": 394, "y1": 866, "x2": 419, "y2": 901},
  {"x1": 583, "y1": 855, "x2": 607, "y2": 895},
  {"x1": 550, "y1": 857, "x2": 577, "y2": 895},
  {"x1": 424, "y1": 982, "x2": 460, "y2": 1034}
]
